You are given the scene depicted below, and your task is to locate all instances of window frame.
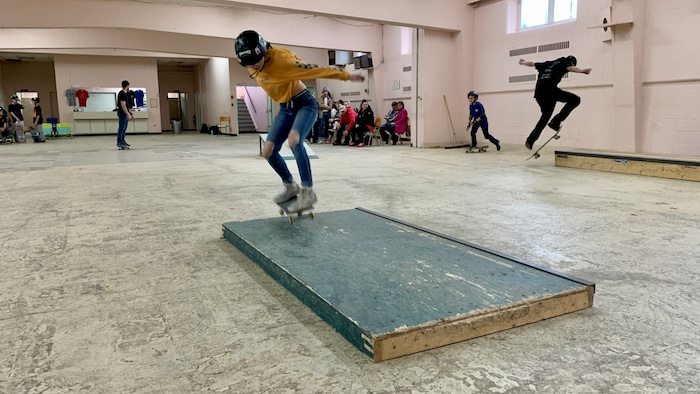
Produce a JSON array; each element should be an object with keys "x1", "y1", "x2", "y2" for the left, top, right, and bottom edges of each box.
[{"x1": 518, "y1": 0, "x2": 577, "y2": 31}]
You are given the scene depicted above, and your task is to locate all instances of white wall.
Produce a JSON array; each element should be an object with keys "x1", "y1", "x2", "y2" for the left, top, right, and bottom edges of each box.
[
  {"x1": 53, "y1": 55, "x2": 162, "y2": 133},
  {"x1": 5, "y1": 0, "x2": 700, "y2": 156},
  {"x1": 473, "y1": 0, "x2": 700, "y2": 157}
]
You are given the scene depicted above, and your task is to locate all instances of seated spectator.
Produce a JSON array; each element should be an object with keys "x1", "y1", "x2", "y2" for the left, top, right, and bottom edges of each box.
[
  {"x1": 325, "y1": 102, "x2": 340, "y2": 143},
  {"x1": 392, "y1": 101, "x2": 409, "y2": 145},
  {"x1": 379, "y1": 101, "x2": 398, "y2": 144},
  {"x1": 332, "y1": 104, "x2": 356, "y2": 146},
  {"x1": 351, "y1": 99, "x2": 374, "y2": 147},
  {"x1": 0, "y1": 107, "x2": 12, "y2": 143}
]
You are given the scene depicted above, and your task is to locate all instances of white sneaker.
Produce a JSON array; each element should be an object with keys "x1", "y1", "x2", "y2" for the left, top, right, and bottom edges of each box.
[
  {"x1": 273, "y1": 182, "x2": 300, "y2": 204},
  {"x1": 287, "y1": 187, "x2": 317, "y2": 212}
]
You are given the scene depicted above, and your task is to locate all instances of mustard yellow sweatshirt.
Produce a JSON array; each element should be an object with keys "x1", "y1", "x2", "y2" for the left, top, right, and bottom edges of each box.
[{"x1": 248, "y1": 47, "x2": 350, "y2": 103}]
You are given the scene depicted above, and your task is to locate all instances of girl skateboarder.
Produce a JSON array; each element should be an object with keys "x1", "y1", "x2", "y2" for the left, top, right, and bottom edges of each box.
[{"x1": 234, "y1": 30, "x2": 365, "y2": 212}]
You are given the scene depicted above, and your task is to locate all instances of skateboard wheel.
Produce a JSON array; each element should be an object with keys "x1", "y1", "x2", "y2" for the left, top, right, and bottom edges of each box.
[
  {"x1": 288, "y1": 217, "x2": 294, "y2": 224},
  {"x1": 554, "y1": 135, "x2": 561, "y2": 140},
  {"x1": 279, "y1": 209, "x2": 284, "y2": 215},
  {"x1": 309, "y1": 212, "x2": 315, "y2": 219},
  {"x1": 534, "y1": 153, "x2": 540, "y2": 158}
]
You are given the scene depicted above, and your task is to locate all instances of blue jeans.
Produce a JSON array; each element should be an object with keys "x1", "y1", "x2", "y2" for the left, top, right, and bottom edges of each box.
[
  {"x1": 266, "y1": 90, "x2": 317, "y2": 187},
  {"x1": 320, "y1": 111, "x2": 331, "y2": 139},
  {"x1": 117, "y1": 112, "x2": 129, "y2": 146}
]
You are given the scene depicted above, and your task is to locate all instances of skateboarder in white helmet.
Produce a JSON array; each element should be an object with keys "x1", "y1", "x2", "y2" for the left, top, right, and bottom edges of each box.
[{"x1": 234, "y1": 30, "x2": 365, "y2": 212}]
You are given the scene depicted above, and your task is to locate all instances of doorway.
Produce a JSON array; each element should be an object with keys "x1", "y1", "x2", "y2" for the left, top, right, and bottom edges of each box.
[
  {"x1": 235, "y1": 85, "x2": 271, "y2": 133},
  {"x1": 167, "y1": 91, "x2": 189, "y2": 130}
]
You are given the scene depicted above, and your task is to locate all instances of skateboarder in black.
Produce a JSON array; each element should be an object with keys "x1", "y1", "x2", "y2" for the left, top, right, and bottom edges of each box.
[{"x1": 519, "y1": 56, "x2": 591, "y2": 149}]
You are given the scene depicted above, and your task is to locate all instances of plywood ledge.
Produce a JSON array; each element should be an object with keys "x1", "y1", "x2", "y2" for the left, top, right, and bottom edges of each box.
[
  {"x1": 555, "y1": 150, "x2": 700, "y2": 182},
  {"x1": 372, "y1": 287, "x2": 593, "y2": 362}
]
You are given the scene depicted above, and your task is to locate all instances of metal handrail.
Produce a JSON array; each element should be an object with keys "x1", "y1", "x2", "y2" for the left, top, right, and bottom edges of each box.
[{"x1": 244, "y1": 86, "x2": 257, "y2": 114}]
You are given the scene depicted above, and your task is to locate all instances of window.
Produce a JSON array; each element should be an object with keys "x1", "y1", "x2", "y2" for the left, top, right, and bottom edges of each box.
[
  {"x1": 519, "y1": 0, "x2": 577, "y2": 30},
  {"x1": 401, "y1": 27, "x2": 412, "y2": 55}
]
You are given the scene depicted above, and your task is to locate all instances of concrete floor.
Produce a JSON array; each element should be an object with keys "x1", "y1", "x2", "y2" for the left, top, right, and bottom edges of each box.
[{"x1": 0, "y1": 133, "x2": 698, "y2": 393}]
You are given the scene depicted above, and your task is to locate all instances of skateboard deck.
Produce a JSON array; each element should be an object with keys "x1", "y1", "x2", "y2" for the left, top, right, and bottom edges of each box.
[
  {"x1": 466, "y1": 145, "x2": 489, "y2": 153},
  {"x1": 277, "y1": 197, "x2": 314, "y2": 224},
  {"x1": 527, "y1": 131, "x2": 561, "y2": 161}
]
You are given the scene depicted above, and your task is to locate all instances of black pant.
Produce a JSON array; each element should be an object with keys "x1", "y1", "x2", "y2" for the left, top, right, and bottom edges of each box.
[
  {"x1": 379, "y1": 123, "x2": 395, "y2": 143},
  {"x1": 527, "y1": 88, "x2": 581, "y2": 144},
  {"x1": 351, "y1": 125, "x2": 369, "y2": 144},
  {"x1": 309, "y1": 120, "x2": 320, "y2": 143},
  {"x1": 470, "y1": 122, "x2": 499, "y2": 147},
  {"x1": 334, "y1": 126, "x2": 350, "y2": 145}
]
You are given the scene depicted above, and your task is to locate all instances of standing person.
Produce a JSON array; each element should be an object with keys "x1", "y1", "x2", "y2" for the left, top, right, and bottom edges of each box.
[
  {"x1": 467, "y1": 91, "x2": 500, "y2": 151},
  {"x1": 8, "y1": 95, "x2": 25, "y2": 142},
  {"x1": 234, "y1": 30, "x2": 365, "y2": 212},
  {"x1": 116, "y1": 80, "x2": 133, "y2": 149},
  {"x1": 317, "y1": 87, "x2": 332, "y2": 143},
  {"x1": 30, "y1": 97, "x2": 46, "y2": 143},
  {"x1": 519, "y1": 56, "x2": 592, "y2": 149}
]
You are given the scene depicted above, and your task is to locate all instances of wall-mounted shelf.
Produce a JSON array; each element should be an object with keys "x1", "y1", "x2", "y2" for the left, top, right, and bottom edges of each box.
[{"x1": 587, "y1": 19, "x2": 633, "y2": 31}]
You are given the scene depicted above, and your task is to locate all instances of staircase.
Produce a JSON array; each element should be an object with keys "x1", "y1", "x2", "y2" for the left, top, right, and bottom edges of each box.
[{"x1": 237, "y1": 99, "x2": 257, "y2": 133}]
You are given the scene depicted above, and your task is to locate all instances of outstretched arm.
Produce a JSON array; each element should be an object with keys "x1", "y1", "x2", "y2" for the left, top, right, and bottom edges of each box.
[
  {"x1": 567, "y1": 66, "x2": 592, "y2": 75},
  {"x1": 519, "y1": 59, "x2": 535, "y2": 67}
]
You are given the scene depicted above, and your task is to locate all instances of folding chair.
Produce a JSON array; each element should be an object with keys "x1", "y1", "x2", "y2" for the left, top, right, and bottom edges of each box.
[
  {"x1": 368, "y1": 116, "x2": 383, "y2": 145},
  {"x1": 218, "y1": 116, "x2": 234, "y2": 135}
]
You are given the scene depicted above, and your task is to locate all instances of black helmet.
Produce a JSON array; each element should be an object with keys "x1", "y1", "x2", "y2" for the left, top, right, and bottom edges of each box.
[
  {"x1": 566, "y1": 55, "x2": 577, "y2": 66},
  {"x1": 235, "y1": 30, "x2": 268, "y2": 67},
  {"x1": 467, "y1": 90, "x2": 478, "y2": 99}
]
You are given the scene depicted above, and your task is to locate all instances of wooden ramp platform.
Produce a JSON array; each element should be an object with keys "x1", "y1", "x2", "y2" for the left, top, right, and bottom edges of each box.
[
  {"x1": 555, "y1": 150, "x2": 700, "y2": 182},
  {"x1": 222, "y1": 208, "x2": 595, "y2": 362}
]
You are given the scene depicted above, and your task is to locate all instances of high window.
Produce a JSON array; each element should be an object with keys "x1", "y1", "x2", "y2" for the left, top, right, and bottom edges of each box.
[{"x1": 519, "y1": 0, "x2": 577, "y2": 30}]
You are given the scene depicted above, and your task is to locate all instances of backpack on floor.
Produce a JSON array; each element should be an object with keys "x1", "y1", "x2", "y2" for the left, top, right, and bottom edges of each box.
[{"x1": 200, "y1": 123, "x2": 209, "y2": 134}]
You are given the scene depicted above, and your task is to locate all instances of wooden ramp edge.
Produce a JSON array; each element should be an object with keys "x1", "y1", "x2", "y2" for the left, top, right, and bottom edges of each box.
[
  {"x1": 554, "y1": 150, "x2": 700, "y2": 182},
  {"x1": 222, "y1": 208, "x2": 596, "y2": 362}
]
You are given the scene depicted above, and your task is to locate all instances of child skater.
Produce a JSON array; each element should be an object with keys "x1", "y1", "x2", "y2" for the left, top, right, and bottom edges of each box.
[
  {"x1": 467, "y1": 91, "x2": 500, "y2": 151},
  {"x1": 234, "y1": 30, "x2": 365, "y2": 212}
]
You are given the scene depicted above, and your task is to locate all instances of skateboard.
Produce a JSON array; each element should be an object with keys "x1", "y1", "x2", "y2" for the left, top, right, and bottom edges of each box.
[
  {"x1": 466, "y1": 145, "x2": 489, "y2": 153},
  {"x1": 277, "y1": 197, "x2": 314, "y2": 224},
  {"x1": 118, "y1": 145, "x2": 130, "y2": 150},
  {"x1": 526, "y1": 131, "x2": 561, "y2": 161}
]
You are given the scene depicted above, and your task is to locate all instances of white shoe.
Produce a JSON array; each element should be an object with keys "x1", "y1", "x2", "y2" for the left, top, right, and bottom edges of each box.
[
  {"x1": 287, "y1": 187, "x2": 317, "y2": 212},
  {"x1": 273, "y1": 182, "x2": 300, "y2": 204}
]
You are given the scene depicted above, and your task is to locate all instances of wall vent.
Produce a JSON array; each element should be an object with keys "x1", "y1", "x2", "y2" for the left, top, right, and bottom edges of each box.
[
  {"x1": 350, "y1": 91, "x2": 362, "y2": 96},
  {"x1": 509, "y1": 46, "x2": 537, "y2": 57},
  {"x1": 538, "y1": 41, "x2": 570, "y2": 52},
  {"x1": 403, "y1": 86, "x2": 412, "y2": 92},
  {"x1": 340, "y1": 92, "x2": 350, "y2": 97},
  {"x1": 508, "y1": 73, "x2": 568, "y2": 84},
  {"x1": 509, "y1": 74, "x2": 537, "y2": 83},
  {"x1": 403, "y1": 66, "x2": 412, "y2": 72}
]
